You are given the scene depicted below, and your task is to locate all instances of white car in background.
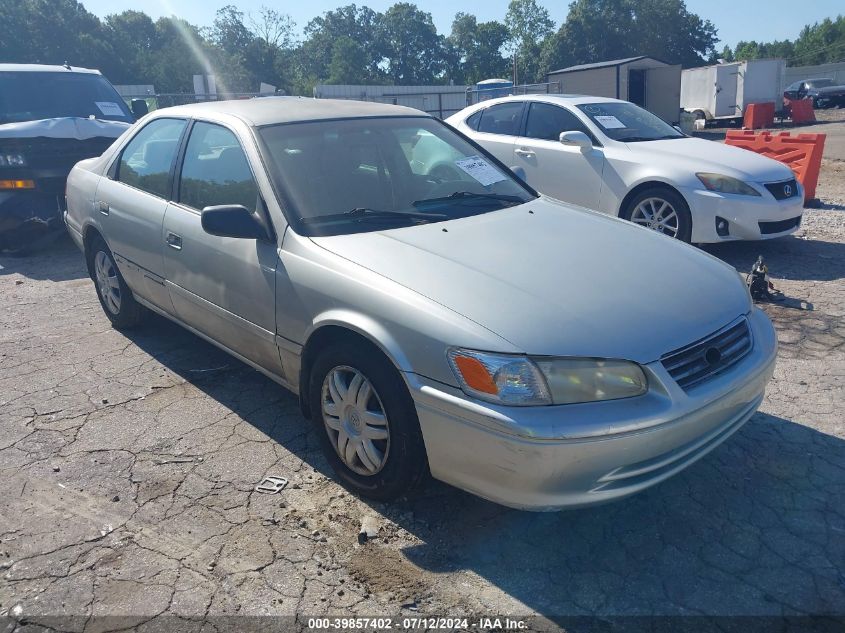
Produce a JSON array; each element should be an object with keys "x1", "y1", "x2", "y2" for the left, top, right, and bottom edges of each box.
[{"x1": 446, "y1": 95, "x2": 804, "y2": 243}]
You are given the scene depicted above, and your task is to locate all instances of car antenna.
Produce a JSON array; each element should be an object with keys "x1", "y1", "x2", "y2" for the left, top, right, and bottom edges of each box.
[{"x1": 64, "y1": 61, "x2": 71, "y2": 70}]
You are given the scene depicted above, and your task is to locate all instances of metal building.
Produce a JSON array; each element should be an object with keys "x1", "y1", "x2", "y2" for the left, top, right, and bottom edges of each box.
[
  {"x1": 313, "y1": 84, "x2": 469, "y2": 119},
  {"x1": 546, "y1": 56, "x2": 682, "y2": 123}
]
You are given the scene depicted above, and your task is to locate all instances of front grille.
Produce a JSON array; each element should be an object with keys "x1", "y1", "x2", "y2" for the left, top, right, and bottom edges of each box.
[
  {"x1": 759, "y1": 216, "x2": 801, "y2": 235},
  {"x1": 661, "y1": 318, "x2": 752, "y2": 391},
  {"x1": 0, "y1": 137, "x2": 115, "y2": 172},
  {"x1": 764, "y1": 178, "x2": 799, "y2": 200}
]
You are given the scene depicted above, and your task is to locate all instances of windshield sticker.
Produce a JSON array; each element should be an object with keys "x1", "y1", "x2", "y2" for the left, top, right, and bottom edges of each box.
[
  {"x1": 594, "y1": 115, "x2": 626, "y2": 129},
  {"x1": 454, "y1": 155, "x2": 506, "y2": 187},
  {"x1": 95, "y1": 102, "x2": 125, "y2": 117}
]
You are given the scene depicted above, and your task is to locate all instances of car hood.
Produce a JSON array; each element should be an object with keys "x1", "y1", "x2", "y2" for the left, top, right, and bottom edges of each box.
[
  {"x1": 310, "y1": 199, "x2": 750, "y2": 363},
  {"x1": 0, "y1": 117, "x2": 130, "y2": 140},
  {"x1": 626, "y1": 137, "x2": 793, "y2": 183}
]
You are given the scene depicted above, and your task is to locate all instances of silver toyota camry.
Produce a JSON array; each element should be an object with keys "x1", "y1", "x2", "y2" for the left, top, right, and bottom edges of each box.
[{"x1": 64, "y1": 97, "x2": 777, "y2": 510}]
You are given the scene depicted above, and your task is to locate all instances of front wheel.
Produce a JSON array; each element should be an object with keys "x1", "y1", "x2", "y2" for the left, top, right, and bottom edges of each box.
[
  {"x1": 309, "y1": 342, "x2": 427, "y2": 501},
  {"x1": 622, "y1": 188, "x2": 692, "y2": 242}
]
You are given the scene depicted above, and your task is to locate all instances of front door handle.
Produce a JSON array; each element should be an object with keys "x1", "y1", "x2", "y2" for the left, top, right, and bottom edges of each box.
[
  {"x1": 165, "y1": 232, "x2": 182, "y2": 250},
  {"x1": 515, "y1": 148, "x2": 535, "y2": 157},
  {"x1": 97, "y1": 201, "x2": 109, "y2": 216}
]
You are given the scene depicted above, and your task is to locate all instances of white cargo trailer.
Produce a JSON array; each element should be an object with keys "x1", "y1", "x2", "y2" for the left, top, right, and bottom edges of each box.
[{"x1": 680, "y1": 59, "x2": 786, "y2": 123}]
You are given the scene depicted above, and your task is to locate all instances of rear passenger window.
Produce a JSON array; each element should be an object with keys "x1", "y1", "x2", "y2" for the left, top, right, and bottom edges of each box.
[
  {"x1": 117, "y1": 118, "x2": 186, "y2": 198},
  {"x1": 525, "y1": 102, "x2": 596, "y2": 143},
  {"x1": 178, "y1": 122, "x2": 259, "y2": 212},
  {"x1": 465, "y1": 110, "x2": 482, "y2": 131},
  {"x1": 477, "y1": 102, "x2": 523, "y2": 136}
]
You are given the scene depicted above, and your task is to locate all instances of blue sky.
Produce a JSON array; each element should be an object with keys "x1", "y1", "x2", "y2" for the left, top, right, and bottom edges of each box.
[{"x1": 80, "y1": 0, "x2": 842, "y2": 50}]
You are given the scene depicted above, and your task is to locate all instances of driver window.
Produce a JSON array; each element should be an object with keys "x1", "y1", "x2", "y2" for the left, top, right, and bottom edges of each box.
[{"x1": 524, "y1": 102, "x2": 595, "y2": 144}]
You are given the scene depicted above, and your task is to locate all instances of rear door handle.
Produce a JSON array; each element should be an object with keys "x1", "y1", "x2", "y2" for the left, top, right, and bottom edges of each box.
[
  {"x1": 165, "y1": 232, "x2": 182, "y2": 250},
  {"x1": 97, "y1": 201, "x2": 109, "y2": 216},
  {"x1": 515, "y1": 148, "x2": 535, "y2": 157}
]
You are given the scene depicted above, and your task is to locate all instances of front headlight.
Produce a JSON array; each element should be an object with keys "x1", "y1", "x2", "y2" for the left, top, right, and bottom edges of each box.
[
  {"x1": 447, "y1": 349, "x2": 648, "y2": 406},
  {"x1": 697, "y1": 173, "x2": 760, "y2": 196},
  {"x1": 0, "y1": 153, "x2": 27, "y2": 167}
]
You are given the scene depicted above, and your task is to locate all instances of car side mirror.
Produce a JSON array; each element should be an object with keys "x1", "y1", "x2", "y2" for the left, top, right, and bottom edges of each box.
[
  {"x1": 673, "y1": 124, "x2": 685, "y2": 135},
  {"x1": 510, "y1": 165, "x2": 527, "y2": 181},
  {"x1": 201, "y1": 205, "x2": 267, "y2": 240},
  {"x1": 559, "y1": 131, "x2": 592, "y2": 151},
  {"x1": 130, "y1": 99, "x2": 149, "y2": 119}
]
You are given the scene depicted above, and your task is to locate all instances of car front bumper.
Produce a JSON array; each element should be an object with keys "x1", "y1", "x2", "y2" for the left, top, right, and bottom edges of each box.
[
  {"x1": 682, "y1": 184, "x2": 804, "y2": 243},
  {"x1": 407, "y1": 307, "x2": 777, "y2": 511}
]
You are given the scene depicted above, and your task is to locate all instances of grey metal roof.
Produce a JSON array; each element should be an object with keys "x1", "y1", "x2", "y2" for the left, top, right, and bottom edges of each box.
[
  {"x1": 0, "y1": 63, "x2": 101, "y2": 74},
  {"x1": 549, "y1": 56, "x2": 655, "y2": 74},
  {"x1": 157, "y1": 97, "x2": 430, "y2": 127}
]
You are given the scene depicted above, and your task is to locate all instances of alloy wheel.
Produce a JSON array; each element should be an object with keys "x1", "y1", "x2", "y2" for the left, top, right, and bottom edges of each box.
[
  {"x1": 321, "y1": 366, "x2": 390, "y2": 476},
  {"x1": 94, "y1": 250, "x2": 122, "y2": 314},
  {"x1": 630, "y1": 197, "x2": 680, "y2": 238}
]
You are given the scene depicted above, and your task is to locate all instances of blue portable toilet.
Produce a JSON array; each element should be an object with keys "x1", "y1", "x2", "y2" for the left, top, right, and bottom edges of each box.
[{"x1": 476, "y1": 78, "x2": 513, "y2": 101}]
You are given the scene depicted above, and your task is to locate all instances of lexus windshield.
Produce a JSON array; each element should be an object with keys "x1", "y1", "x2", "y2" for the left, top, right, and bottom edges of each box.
[
  {"x1": 577, "y1": 102, "x2": 684, "y2": 142},
  {"x1": 0, "y1": 72, "x2": 133, "y2": 124},
  {"x1": 258, "y1": 117, "x2": 536, "y2": 236}
]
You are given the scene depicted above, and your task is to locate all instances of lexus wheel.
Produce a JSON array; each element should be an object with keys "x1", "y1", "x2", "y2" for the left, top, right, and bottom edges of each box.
[{"x1": 623, "y1": 188, "x2": 692, "y2": 242}]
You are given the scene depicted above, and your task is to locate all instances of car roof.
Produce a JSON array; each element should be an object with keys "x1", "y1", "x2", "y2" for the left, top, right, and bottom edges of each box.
[
  {"x1": 151, "y1": 97, "x2": 430, "y2": 127},
  {"x1": 461, "y1": 94, "x2": 626, "y2": 112},
  {"x1": 0, "y1": 63, "x2": 102, "y2": 75}
]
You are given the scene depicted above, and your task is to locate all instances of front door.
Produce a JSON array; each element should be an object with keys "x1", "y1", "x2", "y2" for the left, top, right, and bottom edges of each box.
[
  {"x1": 513, "y1": 101, "x2": 605, "y2": 209},
  {"x1": 162, "y1": 120, "x2": 282, "y2": 375}
]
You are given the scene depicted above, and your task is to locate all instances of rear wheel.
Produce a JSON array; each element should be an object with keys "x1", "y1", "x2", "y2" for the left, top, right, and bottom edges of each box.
[
  {"x1": 88, "y1": 236, "x2": 146, "y2": 329},
  {"x1": 622, "y1": 188, "x2": 692, "y2": 242},
  {"x1": 309, "y1": 341, "x2": 427, "y2": 500}
]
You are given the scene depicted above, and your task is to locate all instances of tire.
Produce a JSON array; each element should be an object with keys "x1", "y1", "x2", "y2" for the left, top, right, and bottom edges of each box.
[
  {"x1": 88, "y1": 236, "x2": 146, "y2": 329},
  {"x1": 309, "y1": 341, "x2": 427, "y2": 501},
  {"x1": 622, "y1": 187, "x2": 693, "y2": 242}
]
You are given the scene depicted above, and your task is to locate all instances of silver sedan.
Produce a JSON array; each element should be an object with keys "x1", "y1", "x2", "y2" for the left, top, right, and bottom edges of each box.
[{"x1": 64, "y1": 98, "x2": 777, "y2": 510}]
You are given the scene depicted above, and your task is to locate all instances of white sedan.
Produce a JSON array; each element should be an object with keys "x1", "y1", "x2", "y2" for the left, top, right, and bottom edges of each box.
[{"x1": 445, "y1": 95, "x2": 804, "y2": 243}]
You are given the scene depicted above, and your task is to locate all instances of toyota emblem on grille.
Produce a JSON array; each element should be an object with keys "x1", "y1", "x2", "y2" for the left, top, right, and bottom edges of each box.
[
  {"x1": 704, "y1": 347, "x2": 722, "y2": 366},
  {"x1": 783, "y1": 184, "x2": 792, "y2": 197}
]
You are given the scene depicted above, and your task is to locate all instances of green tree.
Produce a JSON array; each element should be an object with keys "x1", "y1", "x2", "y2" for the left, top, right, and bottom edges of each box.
[
  {"x1": 448, "y1": 13, "x2": 510, "y2": 84},
  {"x1": 505, "y1": 0, "x2": 554, "y2": 83},
  {"x1": 790, "y1": 16, "x2": 845, "y2": 65},
  {"x1": 543, "y1": 0, "x2": 718, "y2": 76},
  {"x1": 380, "y1": 3, "x2": 446, "y2": 84}
]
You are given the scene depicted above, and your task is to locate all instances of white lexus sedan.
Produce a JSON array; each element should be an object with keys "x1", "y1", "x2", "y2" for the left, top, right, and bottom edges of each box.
[{"x1": 446, "y1": 95, "x2": 804, "y2": 243}]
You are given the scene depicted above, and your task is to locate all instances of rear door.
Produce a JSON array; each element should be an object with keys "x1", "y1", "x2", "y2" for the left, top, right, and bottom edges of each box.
[
  {"x1": 715, "y1": 64, "x2": 739, "y2": 118},
  {"x1": 513, "y1": 102, "x2": 605, "y2": 209},
  {"x1": 162, "y1": 120, "x2": 282, "y2": 375},
  {"x1": 95, "y1": 117, "x2": 187, "y2": 311},
  {"x1": 471, "y1": 101, "x2": 525, "y2": 165}
]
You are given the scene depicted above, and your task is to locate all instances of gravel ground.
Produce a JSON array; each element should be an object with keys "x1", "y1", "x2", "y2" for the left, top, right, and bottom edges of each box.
[{"x1": 0, "y1": 120, "x2": 843, "y2": 631}]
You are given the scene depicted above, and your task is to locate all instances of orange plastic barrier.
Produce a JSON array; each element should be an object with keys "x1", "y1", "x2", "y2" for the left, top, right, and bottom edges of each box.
[
  {"x1": 783, "y1": 97, "x2": 816, "y2": 123},
  {"x1": 725, "y1": 130, "x2": 826, "y2": 202},
  {"x1": 743, "y1": 102, "x2": 775, "y2": 129}
]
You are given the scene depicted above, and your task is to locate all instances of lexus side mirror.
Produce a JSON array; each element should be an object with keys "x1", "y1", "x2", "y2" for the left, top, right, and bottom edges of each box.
[
  {"x1": 201, "y1": 205, "x2": 267, "y2": 240},
  {"x1": 510, "y1": 165, "x2": 527, "y2": 181},
  {"x1": 559, "y1": 131, "x2": 592, "y2": 151},
  {"x1": 130, "y1": 98, "x2": 149, "y2": 119}
]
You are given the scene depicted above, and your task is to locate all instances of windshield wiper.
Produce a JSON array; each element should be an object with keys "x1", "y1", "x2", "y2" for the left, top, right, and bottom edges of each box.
[
  {"x1": 412, "y1": 191, "x2": 525, "y2": 207},
  {"x1": 299, "y1": 208, "x2": 448, "y2": 225}
]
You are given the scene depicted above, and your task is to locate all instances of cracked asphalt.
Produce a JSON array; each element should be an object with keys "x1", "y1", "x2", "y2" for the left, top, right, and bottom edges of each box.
[{"x1": 1, "y1": 146, "x2": 844, "y2": 631}]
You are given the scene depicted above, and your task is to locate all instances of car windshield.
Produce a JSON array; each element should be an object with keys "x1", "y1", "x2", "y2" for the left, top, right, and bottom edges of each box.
[
  {"x1": 807, "y1": 79, "x2": 834, "y2": 88},
  {"x1": 0, "y1": 71, "x2": 133, "y2": 124},
  {"x1": 258, "y1": 116, "x2": 535, "y2": 236},
  {"x1": 576, "y1": 102, "x2": 683, "y2": 142}
]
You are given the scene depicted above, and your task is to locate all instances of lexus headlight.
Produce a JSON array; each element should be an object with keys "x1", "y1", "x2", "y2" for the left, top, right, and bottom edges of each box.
[
  {"x1": 0, "y1": 153, "x2": 26, "y2": 167},
  {"x1": 447, "y1": 349, "x2": 647, "y2": 406},
  {"x1": 697, "y1": 173, "x2": 760, "y2": 196}
]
